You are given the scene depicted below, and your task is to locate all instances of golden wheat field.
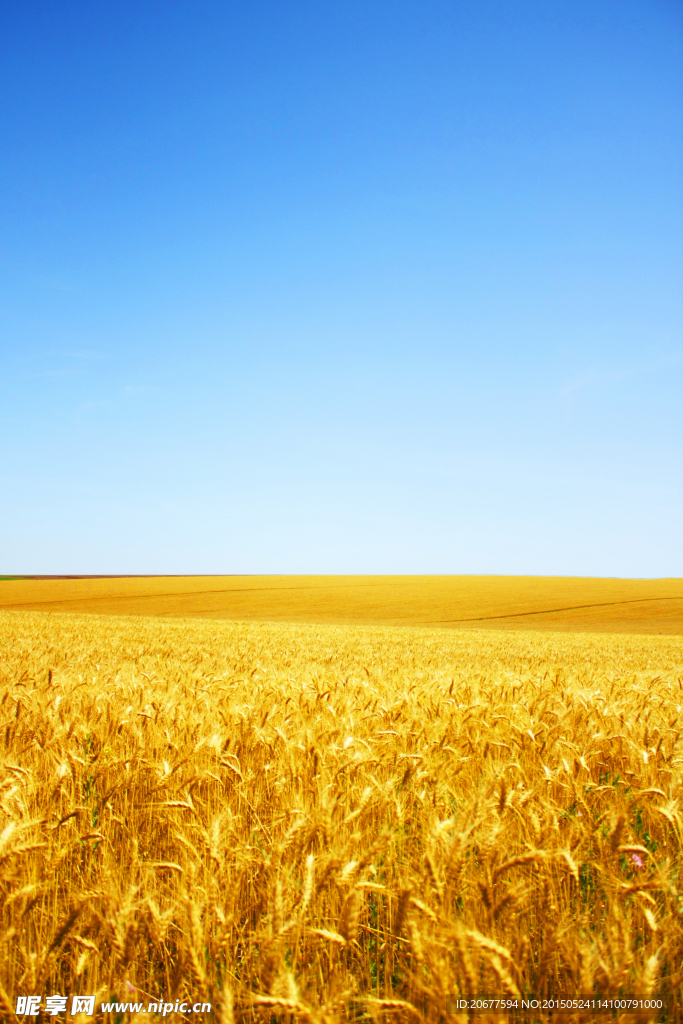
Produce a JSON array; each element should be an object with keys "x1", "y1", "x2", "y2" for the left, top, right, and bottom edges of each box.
[
  {"x1": 1, "y1": 609, "x2": 683, "y2": 1024},
  {"x1": 1, "y1": 575, "x2": 682, "y2": 634}
]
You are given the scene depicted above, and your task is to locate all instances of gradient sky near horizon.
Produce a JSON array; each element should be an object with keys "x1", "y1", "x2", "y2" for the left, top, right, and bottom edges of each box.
[{"x1": 1, "y1": 0, "x2": 681, "y2": 576}]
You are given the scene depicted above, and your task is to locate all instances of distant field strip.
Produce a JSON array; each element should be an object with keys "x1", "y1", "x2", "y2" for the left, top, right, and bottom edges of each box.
[{"x1": 0, "y1": 575, "x2": 681, "y2": 633}]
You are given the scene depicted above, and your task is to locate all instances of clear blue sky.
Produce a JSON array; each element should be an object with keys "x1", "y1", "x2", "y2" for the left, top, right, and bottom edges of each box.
[{"x1": 1, "y1": 0, "x2": 681, "y2": 576}]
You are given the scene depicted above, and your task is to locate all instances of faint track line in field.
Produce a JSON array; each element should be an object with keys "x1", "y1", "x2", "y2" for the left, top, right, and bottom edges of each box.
[
  {"x1": 0, "y1": 580, "x2": 409, "y2": 609},
  {"x1": 436, "y1": 595, "x2": 683, "y2": 623}
]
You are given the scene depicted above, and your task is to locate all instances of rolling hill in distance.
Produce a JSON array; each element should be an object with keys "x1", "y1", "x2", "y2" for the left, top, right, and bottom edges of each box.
[{"x1": 0, "y1": 575, "x2": 681, "y2": 633}]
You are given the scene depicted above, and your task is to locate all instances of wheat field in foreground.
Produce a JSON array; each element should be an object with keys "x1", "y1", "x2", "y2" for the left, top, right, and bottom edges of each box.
[{"x1": 1, "y1": 612, "x2": 683, "y2": 1023}]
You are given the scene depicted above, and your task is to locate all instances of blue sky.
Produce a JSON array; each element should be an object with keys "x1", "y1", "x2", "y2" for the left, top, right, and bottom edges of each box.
[{"x1": 1, "y1": 0, "x2": 681, "y2": 575}]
